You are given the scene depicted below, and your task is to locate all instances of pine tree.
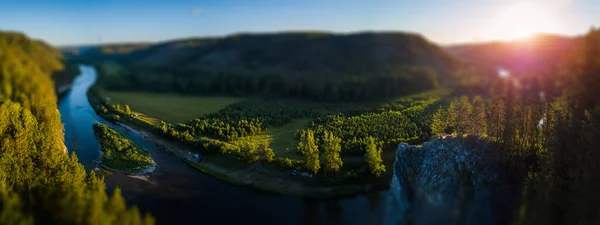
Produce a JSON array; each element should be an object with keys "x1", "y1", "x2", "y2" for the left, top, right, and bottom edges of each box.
[
  {"x1": 299, "y1": 129, "x2": 320, "y2": 174},
  {"x1": 431, "y1": 106, "x2": 449, "y2": 136},
  {"x1": 487, "y1": 97, "x2": 506, "y2": 141},
  {"x1": 446, "y1": 100, "x2": 458, "y2": 134},
  {"x1": 322, "y1": 130, "x2": 343, "y2": 173},
  {"x1": 365, "y1": 137, "x2": 385, "y2": 177},
  {"x1": 456, "y1": 96, "x2": 473, "y2": 135},
  {"x1": 472, "y1": 96, "x2": 487, "y2": 136},
  {"x1": 0, "y1": 32, "x2": 153, "y2": 224}
]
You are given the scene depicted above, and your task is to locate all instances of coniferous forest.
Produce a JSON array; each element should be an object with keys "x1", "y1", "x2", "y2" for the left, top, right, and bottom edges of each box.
[{"x1": 0, "y1": 31, "x2": 154, "y2": 225}]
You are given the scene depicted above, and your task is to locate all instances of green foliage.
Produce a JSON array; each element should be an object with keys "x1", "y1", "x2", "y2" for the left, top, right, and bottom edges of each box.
[
  {"x1": 0, "y1": 31, "x2": 152, "y2": 224},
  {"x1": 455, "y1": 96, "x2": 473, "y2": 135},
  {"x1": 124, "y1": 104, "x2": 131, "y2": 116},
  {"x1": 433, "y1": 95, "x2": 488, "y2": 137},
  {"x1": 89, "y1": 32, "x2": 458, "y2": 102},
  {"x1": 258, "y1": 140, "x2": 275, "y2": 162},
  {"x1": 154, "y1": 121, "x2": 241, "y2": 154},
  {"x1": 486, "y1": 97, "x2": 506, "y2": 140},
  {"x1": 92, "y1": 124, "x2": 154, "y2": 174},
  {"x1": 365, "y1": 137, "x2": 385, "y2": 177},
  {"x1": 299, "y1": 130, "x2": 320, "y2": 174},
  {"x1": 238, "y1": 140, "x2": 259, "y2": 162},
  {"x1": 189, "y1": 117, "x2": 264, "y2": 141},
  {"x1": 321, "y1": 130, "x2": 343, "y2": 173},
  {"x1": 0, "y1": 184, "x2": 33, "y2": 225},
  {"x1": 278, "y1": 158, "x2": 297, "y2": 170},
  {"x1": 431, "y1": 106, "x2": 449, "y2": 136},
  {"x1": 310, "y1": 110, "x2": 421, "y2": 154},
  {"x1": 472, "y1": 96, "x2": 487, "y2": 135},
  {"x1": 446, "y1": 100, "x2": 458, "y2": 133}
]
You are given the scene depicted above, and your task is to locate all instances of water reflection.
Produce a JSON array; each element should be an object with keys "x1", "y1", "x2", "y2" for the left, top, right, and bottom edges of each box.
[
  {"x1": 326, "y1": 200, "x2": 343, "y2": 223},
  {"x1": 302, "y1": 199, "x2": 319, "y2": 225}
]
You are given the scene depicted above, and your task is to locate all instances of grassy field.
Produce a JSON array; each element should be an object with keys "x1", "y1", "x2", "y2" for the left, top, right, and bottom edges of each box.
[
  {"x1": 105, "y1": 91, "x2": 245, "y2": 124},
  {"x1": 266, "y1": 118, "x2": 312, "y2": 159}
]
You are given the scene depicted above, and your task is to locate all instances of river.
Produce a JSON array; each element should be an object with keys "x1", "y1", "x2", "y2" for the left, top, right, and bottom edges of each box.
[{"x1": 59, "y1": 65, "x2": 389, "y2": 225}]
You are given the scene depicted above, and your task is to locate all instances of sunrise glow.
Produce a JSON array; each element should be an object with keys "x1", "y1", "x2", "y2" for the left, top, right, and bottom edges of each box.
[{"x1": 481, "y1": 1, "x2": 560, "y2": 41}]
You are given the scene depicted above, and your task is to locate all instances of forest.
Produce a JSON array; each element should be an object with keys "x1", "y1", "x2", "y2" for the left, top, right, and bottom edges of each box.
[
  {"x1": 83, "y1": 28, "x2": 600, "y2": 211},
  {"x1": 0, "y1": 31, "x2": 154, "y2": 224},
  {"x1": 92, "y1": 123, "x2": 154, "y2": 174},
  {"x1": 89, "y1": 82, "x2": 440, "y2": 190},
  {"x1": 73, "y1": 32, "x2": 458, "y2": 101},
  {"x1": 432, "y1": 28, "x2": 600, "y2": 223}
]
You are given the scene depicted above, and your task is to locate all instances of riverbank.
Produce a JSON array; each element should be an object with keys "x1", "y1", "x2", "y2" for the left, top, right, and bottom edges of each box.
[
  {"x1": 99, "y1": 162, "x2": 156, "y2": 176},
  {"x1": 87, "y1": 87, "x2": 384, "y2": 198},
  {"x1": 118, "y1": 121, "x2": 375, "y2": 198}
]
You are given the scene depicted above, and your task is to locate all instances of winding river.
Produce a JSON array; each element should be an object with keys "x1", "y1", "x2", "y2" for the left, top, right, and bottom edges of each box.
[{"x1": 59, "y1": 65, "x2": 389, "y2": 225}]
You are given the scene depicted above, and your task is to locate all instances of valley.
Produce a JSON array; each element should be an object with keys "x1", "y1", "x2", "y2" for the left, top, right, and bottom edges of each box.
[
  {"x1": 59, "y1": 65, "x2": 389, "y2": 224},
  {"x1": 3, "y1": 2, "x2": 600, "y2": 223}
]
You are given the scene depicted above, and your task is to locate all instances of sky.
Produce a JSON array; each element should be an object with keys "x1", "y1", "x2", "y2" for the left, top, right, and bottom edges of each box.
[{"x1": 0, "y1": 0, "x2": 599, "y2": 46}]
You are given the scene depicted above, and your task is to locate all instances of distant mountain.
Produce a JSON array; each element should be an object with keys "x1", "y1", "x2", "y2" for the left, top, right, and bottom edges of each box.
[
  {"x1": 70, "y1": 31, "x2": 458, "y2": 76},
  {"x1": 444, "y1": 34, "x2": 581, "y2": 96},
  {"x1": 68, "y1": 31, "x2": 461, "y2": 101},
  {"x1": 61, "y1": 43, "x2": 152, "y2": 60},
  {"x1": 445, "y1": 34, "x2": 577, "y2": 75}
]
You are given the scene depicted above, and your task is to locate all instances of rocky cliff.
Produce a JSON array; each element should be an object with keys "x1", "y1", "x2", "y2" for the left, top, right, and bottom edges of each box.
[{"x1": 385, "y1": 136, "x2": 518, "y2": 225}]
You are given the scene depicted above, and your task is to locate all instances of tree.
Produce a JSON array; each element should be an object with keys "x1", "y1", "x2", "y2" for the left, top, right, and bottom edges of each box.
[
  {"x1": 299, "y1": 129, "x2": 320, "y2": 174},
  {"x1": 487, "y1": 97, "x2": 506, "y2": 141},
  {"x1": 573, "y1": 28, "x2": 600, "y2": 112},
  {"x1": 0, "y1": 31, "x2": 153, "y2": 224},
  {"x1": 365, "y1": 137, "x2": 385, "y2": 177},
  {"x1": 124, "y1": 104, "x2": 132, "y2": 116},
  {"x1": 446, "y1": 100, "x2": 458, "y2": 134},
  {"x1": 259, "y1": 140, "x2": 275, "y2": 162},
  {"x1": 456, "y1": 96, "x2": 473, "y2": 135},
  {"x1": 472, "y1": 96, "x2": 487, "y2": 136},
  {"x1": 431, "y1": 106, "x2": 449, "y2": 136},
  {"x1": 322, "y1": 130, "x2": 343, "y2": 173}
]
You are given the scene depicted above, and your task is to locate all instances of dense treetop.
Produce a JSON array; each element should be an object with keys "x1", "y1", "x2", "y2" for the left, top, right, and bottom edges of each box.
[{"x1": 0, "y1": 31, "x2": 153, "y2": 224}]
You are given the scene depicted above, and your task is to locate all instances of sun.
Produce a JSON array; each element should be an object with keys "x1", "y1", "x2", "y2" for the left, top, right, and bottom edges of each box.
[{"x1": 481, "y1": 1, "x2": 560, "y2": 41}]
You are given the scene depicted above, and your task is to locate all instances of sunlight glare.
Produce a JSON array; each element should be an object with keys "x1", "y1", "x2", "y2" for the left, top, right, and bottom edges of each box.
[{"x1": 482, "y1": 1, "x2": 560, "y2": 41}]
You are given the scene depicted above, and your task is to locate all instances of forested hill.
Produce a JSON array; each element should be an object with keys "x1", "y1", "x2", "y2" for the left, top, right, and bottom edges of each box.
[
  {"x1": 446, "y1": 34, "x2": 575, "y2": 74},
  {"x1": 0, "y1": 31, "x2": 153, "y2": 224},
  {"x1": 61, "y1": 43, "x2": 152, "y2": 61},
  {"x1": 69, "y1": 32, "x2": 459, "y2": 101},
  {"x1": 445, "y1": 34, "x2": 579, "y2": 96}
]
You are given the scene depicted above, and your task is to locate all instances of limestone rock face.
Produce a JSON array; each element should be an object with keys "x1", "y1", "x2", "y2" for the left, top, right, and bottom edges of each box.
[{"x1": 385, "y1": 136, "x2": 516, "y2": 225}]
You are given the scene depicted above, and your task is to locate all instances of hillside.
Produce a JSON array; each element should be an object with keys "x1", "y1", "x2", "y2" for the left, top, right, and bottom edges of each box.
[
  {"x1": 444, "y1": 34, "x2": 579, "y2": 96},
  {"x1": 129, "y1": 32, "x2": 456, "y2": 73},
  {"x1": 69, "y1": 31, "x2": 460, "y2": 101},
  {"x1": 61, "y1": 43, "x2": 152, "y2": 61},
  {"x1": 0, "y1": 31, "x2": 152, "y2": 224},
  {"x1": 446, "y1": 34, "x2": 575, "y2": 73}
]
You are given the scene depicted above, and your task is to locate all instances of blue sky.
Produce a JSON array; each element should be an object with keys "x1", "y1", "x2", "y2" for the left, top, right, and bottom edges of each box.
[{"x1": 0, "y1": 0, "x2": 598, "y2": 46}]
